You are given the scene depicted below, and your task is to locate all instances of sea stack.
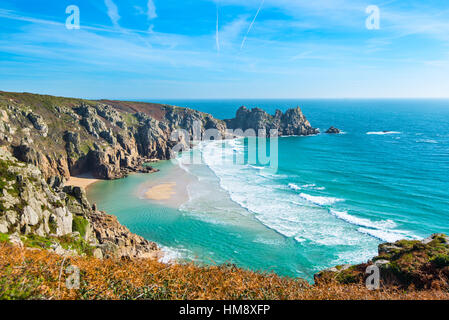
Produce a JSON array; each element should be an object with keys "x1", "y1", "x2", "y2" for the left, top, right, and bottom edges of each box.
[
  {"x1": 225, "y1": 106, "x2": 319, "y2": 136},
  {"x1": 325, "y1": 126, "x2": 341, "y2": 134}
]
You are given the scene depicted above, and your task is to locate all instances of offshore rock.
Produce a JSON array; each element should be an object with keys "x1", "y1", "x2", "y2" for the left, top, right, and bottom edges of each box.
[
  {"x1": 225, "y1": 106, "x2": 319, "y2": 136},
  {"x1": 325, "y1": 126, "x2": 341, "y2": 134}
]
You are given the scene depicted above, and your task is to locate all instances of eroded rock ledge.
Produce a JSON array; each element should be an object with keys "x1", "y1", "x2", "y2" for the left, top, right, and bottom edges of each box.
[
  {"x1": 315, "y1": 234, "x2": 449, "y2": 290},
  {"x1": 0, "y1": 147, "x2": 160, "y2": 260}
]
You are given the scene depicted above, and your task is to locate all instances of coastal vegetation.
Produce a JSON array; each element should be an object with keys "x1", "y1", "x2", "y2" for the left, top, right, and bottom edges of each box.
[{"x1": 1, "y1": 238, "x2": 449, "y2": 300}]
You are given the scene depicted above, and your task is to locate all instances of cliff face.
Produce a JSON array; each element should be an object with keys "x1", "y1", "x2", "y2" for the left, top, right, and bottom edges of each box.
[
  {"x1": 225, "y1": 106, "x2": 319, "y2": 136},
  {"x1": 0, "y1": 147, "x2": 159, "y2": 259},
  {"x1": 0, "y1": 92, "x2": 317, "y2": 181},
  {"x1": 315, "y1": 234, "x2": 449, "y2": 290},
  {"x1": 0, "y1": 92, "x2": 227, "y2": 180},
  {"x1": 0, "y1": 91, "x2": 318, "y2": 262}
]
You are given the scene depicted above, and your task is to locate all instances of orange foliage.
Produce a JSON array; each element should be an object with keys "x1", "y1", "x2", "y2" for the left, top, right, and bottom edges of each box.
[{"x1": 1, "y1": 243, "x2": 448, "y2": 300}]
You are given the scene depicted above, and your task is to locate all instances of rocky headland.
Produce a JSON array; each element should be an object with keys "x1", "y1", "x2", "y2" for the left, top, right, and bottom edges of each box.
[
  {"x1": 225, "y1": 106, "x2": 319, "y2": 136},
  {"x1": 0, "y1": 91, "x2": 318, "y2": 262}
]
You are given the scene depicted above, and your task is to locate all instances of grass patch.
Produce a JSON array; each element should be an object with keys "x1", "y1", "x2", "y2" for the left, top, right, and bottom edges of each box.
[
  {"x1": 0, "y1": 159, "x2": 16, "y2": 194},
  {"x1": 0, "y1": 233, "x2": 9, "y2": 243},
  {"x1": 72, "y1": 216, "x2": 89, "y2": 238},
  {"x1": 49, "y1": 219, "x2": 57, "y2": 234},
  {"x1": 122, "y1": 113, "x2": 138, "y2": 126},
  {"x1": 58, "y1": 234, "x2": 93, "y2": 256},
  {"x1": 21, "y1": 234, "x2": 53, "y2": 249}
]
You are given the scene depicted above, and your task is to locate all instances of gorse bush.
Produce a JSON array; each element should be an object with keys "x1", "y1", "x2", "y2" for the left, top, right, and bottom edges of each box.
[{"x1": 1, "y1": 243, "x2": 449, "y2": 300}]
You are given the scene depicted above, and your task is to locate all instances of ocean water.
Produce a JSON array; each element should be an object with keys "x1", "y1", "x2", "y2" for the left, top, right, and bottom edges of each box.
[{"x1": 88, "y1": 99, "x2": 449, "y2": 280}]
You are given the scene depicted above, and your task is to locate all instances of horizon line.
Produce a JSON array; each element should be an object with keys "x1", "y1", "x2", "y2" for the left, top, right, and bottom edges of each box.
[{"x1": 2, "y1": 90, "x2": 449, "y2": 102}]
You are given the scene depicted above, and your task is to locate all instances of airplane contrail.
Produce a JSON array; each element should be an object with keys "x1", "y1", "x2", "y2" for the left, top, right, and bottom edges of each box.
[
  {"x1": 216, "y1": 0, "x2": 220, "y2": 52},
  {"x1": 240, "y1": 0, "x2": 265, "y2": 50}
]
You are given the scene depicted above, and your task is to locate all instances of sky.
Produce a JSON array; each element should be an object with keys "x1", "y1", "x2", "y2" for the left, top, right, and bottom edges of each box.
[{"x1": 0, "y1": 0, "x2": 449, "y2": 99}]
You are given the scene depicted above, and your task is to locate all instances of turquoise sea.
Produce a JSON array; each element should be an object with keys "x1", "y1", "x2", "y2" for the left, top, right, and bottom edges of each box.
[{"x1": 88, "y1": 99, "x2": 449, "y2": 280}]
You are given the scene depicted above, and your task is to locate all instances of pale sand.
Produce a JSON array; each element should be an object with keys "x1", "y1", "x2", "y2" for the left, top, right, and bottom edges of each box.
[
  {"x1": 144, "y1": 183, "x2": 177, "y2": 200},
  {"x1": 139, "y1": 163, "x2": 194, "y2": 207},
  {"x1": 66, "y1": 175, "x2": 100, "y2": 189}
]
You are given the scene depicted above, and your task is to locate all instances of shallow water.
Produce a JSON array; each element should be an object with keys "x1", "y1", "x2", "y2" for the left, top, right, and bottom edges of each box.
[{"x1": 88, "y1": 99, "x2": 449, "y2": 280}]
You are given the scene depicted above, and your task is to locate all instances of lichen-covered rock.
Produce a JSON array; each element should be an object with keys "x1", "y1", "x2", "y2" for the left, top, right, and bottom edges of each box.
[
  {"x1": 27, "y1": 112, "x2": 48, "y2": 137},
  {"x1": 89, "y1": 211, "x2": 160, "y2": 259},
  {"x1": 314, "y1": 234, "x2": 449, "y2": 290},
  {"x1": 1, "y1": 147, "x2": 160, "y2": 260},
  {"x1": 0, "y1": 148, "x2": 72, "y2": 237}
]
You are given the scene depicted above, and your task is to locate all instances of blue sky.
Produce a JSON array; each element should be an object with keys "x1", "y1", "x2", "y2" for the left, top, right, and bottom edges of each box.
[{"x1": 0, "y1": 0, "x2": 448, "y2": 99}]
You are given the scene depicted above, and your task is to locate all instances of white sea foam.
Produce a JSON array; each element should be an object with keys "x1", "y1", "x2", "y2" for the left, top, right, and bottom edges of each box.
[
  {"x1": 357, "y1": 228, "x2": 416, "y2": 243},
  {"x1": 416, "y1": 139, "x2": 438, "y2": 144},
  {"x1": 288, "y1": 183, "x2": 325, "y2": 191},
  {"x1": 299, "y1": 193, "x2": 343, "y2": 206},
  {"x1": 366, "y1": 131, "x2": 401, "y2": 135},
  {"x1": 329, "y1": 209, "x2": 396, "y2": 229},
  {"x1": 288, "y1": 183, "x2": 301, "y2": 190},
  {"x1": 188, "y1": 139, "x2": 419, "y2": 256},
  {"x1": 198, "y1": 141, "x2": 367, "y2": 247},
  {"x1": 249, "y1": 165, "x2": 265, "y2": 170},
  {"x1": 159, "y1": 245, "x2": 193, "y2": 264}
]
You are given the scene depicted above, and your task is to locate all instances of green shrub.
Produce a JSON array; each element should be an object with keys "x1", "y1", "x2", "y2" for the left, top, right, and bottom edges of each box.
[
  {"x1": 0, "y1": 233, "x2": 9, "y2": 243},
  {"x1": 431, "y1": 254, "x2": 449, "y2": 268},
  {"x1": 58, "y1": 234, "x2": 93, "y2": 256},
  {"x1": 21, "y1": 234, "x2": 53, "y2": 249},
  {"x1": 72, "y1": 216, "x2": 89, "y2": 238}
]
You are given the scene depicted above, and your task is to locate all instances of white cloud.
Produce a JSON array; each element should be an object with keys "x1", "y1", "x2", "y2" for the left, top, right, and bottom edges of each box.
[
  {"x1": 219, "y1": 17, "x2": 249, "y2": 51},
  {"x1": 104, "y1": 0, "x2": 120, "y2": 27},
  {"x1": 147, "y1": 0, "x2": 158, "y2": 20}
]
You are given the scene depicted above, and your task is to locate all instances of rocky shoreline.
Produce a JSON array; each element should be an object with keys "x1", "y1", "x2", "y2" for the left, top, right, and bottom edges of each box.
[
  {"x1": 0, "y1": 147, "x2": 162, "y2": 260},
  {"x1": 0, "y1": 91, "x2": 319, "y2": 263}
]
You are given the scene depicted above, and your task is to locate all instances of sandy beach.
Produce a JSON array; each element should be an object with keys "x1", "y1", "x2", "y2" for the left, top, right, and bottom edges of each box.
[
  {"x1": 138, "y1": 161, "x2": 194, "y2": 208},
  {"x1": 145, "y1": 183, "x2": 177, "y2": 200},
  {"x1": 66, "y1": 174, "x2": 100, "y2": 189}
]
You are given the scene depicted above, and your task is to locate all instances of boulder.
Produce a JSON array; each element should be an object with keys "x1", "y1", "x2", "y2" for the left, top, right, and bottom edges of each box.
[
  {"x1": 422, "y1": 233, "x2": 449, "y2": 245},
  {"x1": 325, "y1": 126, "x2": 341, "y2": 134},
  {"x1": 27, "y1": 112, "x2": 48, "y2": 137}
]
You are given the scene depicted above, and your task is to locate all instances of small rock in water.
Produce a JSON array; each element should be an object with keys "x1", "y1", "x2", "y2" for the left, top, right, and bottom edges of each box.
[{"x1": 325, "y1": 126, "x2": 341, "y2": 134}]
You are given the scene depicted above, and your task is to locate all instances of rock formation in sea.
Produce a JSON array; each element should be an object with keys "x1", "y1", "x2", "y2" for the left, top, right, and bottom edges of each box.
[
  {"x1": 225, "y1": 106, "x2": 320, "y2": 136},
  {"x1": 325, "y1": 126, "x2": 341, "y2": 134}
]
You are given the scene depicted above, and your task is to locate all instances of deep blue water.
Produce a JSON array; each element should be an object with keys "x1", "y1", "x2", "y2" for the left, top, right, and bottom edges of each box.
[{"x1": 88, "y1": 99, "x2": 449, "y2": 280}]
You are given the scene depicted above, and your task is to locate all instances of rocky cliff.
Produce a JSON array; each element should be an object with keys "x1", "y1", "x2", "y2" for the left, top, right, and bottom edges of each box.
[
  {"x1": 0, "y1": 92, "x2": 318, "y2": 181},
  {"x1": 0, "y1": 91, "x2": 227, "y2": 181},
  {"x1": 0, "y1": 147, "x2": 159, "y2": 259},
  {"x1": 315, "y1": 234, "x2": 449, "y2": 290},
  {"x1": 0, "y1": 91, "x2": 319, "y2": 262},
  {"x1": 225, "y1": 106, "x2": 319, "y2": 136}
]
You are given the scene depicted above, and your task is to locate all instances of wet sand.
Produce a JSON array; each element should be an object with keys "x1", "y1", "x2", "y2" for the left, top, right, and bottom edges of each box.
[
  {"x1": 144, "y1": 183, "x2": 177, "y2": 200},
  {"x1": 138, "y1": 161, "x2": 194, "y2": 208}
]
